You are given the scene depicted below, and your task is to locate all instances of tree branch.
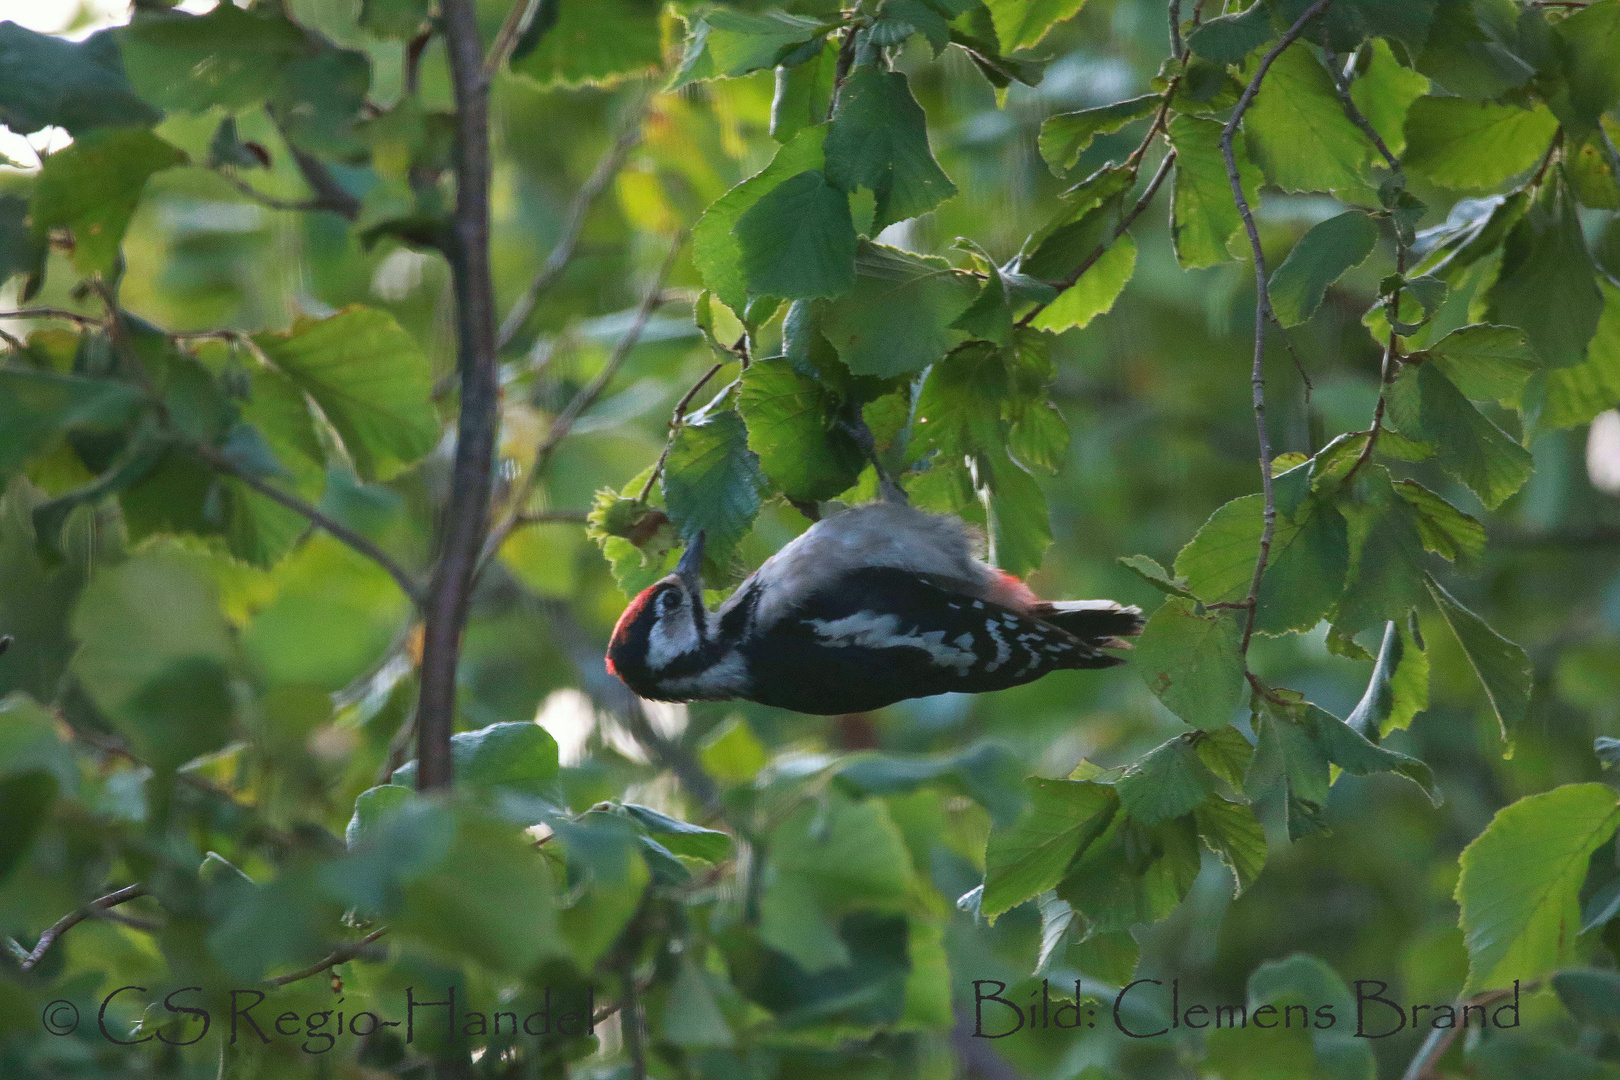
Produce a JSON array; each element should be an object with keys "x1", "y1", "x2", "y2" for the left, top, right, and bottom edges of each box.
[
  {"x1": 480, "y1": 233, "x2": 685, "y2": 571},
  {"x1": 417, "y1": 0, "x2": 504, "y2": 792},
  {"x1": 211, "y1": 168, "x2": 355, "y2": 215},
  {"x1": 637, "y1": 360, "x2": 726, "y2": 503},
  {"x1": 484, "y1": 0, "x2": 541, "y2": 77},
  {"x1": 496, "y1": 101, "x2": 651, "y2": 350},
  {"x1": 266, "y1": 928, "x2": 390, "y2": 988},
  {"x1": 1401, "y1": 985, "x2": 1526, "y2": 1080},
  {"x1": 190, "y1": 441, "x2": 426, "y2": 608},
  {"x1": 1221, "y1": 0, "x2": 1334, "y2": 656},
  {"x1": 17, "y1": 885, "x2": 148, "y2": 972},
  {"x1": 1321, "y1": 46, "x2": 1400, "y2": 172},
  {"x1": 0, "y1": 307, "x2": 100, "y2": 327}
]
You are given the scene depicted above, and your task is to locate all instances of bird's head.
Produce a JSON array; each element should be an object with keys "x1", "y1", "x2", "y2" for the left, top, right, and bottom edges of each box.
[{"x1": 606, "y1": 532, "x2": 714, "y2": 699}]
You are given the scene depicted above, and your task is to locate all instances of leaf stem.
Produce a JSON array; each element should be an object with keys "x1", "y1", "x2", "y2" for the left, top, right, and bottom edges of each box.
[
  {"x1": 1221, "y1": 0, "x2": 1335, "y2": 655},
  {"x1": 1400, "y1": 984, "x2": 1530, "y2": 1080},
  {"x1": 417, "y1": 0, "x2": 502, "y2": 792},
  {"x1": 638, "y1": 359, "x2": 726, "y2": 503}
]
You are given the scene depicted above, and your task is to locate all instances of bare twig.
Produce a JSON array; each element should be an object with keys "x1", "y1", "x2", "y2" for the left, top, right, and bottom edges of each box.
[
  {"x1": 485, "y1": 0, "x2": 541, "y2": 76},
  {"x1": 1321, "y1": 46, "x2": 1399, "y2": 172},
  {"x1": 266, "y1": 928, "x2": 390, "y2": 988},
  {"x1": 1345, "y1": 247, "x2": 1405, "y2": 484},
  {"x1": 190, "y1": 441, "x2": 426, "y2": 608},
  {"x1": 1220, "y1": 0, "x2": 1334, "y2": 655},
  {"x1": 1169, "y1": 0, "x2": 1185, "y2": 60},
  {"x1": 480, "y1": 233, "x2": 686, "y2": 570},
  {"x1": 636, "y1": 360, "x2": 726, "y2": 503},
  {"x1": 17, "y1": 885, "x2": 148, "y2": 971},
  {"x1": 0, "y1": 308, "x2": 99, "y2": 326},
  {"x1": 1017, "y1": 147, "x2": 1177, "y2": 328},
  {"x1": 1530, "y1": 131, "x2": 1564, "y2": 187},
  {"x1": 496, "y1": 102, "x2": 651, "y2": 350},
  {"x1": 211, "y1": 168, "x2": 352, "y2": 215},
  {"x1": 620, "y1": 957, "x2": 648, "y2": 1080},
  {"x1": 1401, "y1": 985, "x2": 1527, "y2": 1080},
  {"x1": 515, "y1": 509, "x2": 590, "y2": 526},
  {"x1": 417, "y1": 0, "x2": 504, "y2": 792},
  {"x1": 282, "y1": 143, "x2": 362, "y2": 221}
]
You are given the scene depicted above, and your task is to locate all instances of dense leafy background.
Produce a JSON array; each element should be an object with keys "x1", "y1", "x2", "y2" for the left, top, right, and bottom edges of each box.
[{"x1": 1, "y1": 0, "x2": 1619, "y2": 1078}]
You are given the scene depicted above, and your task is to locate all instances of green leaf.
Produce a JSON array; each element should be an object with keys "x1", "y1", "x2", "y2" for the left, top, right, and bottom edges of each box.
[
  {"x1": 1194, "y1": 795, "x2": 1267, "y2": 894},
  {"x1": 1117, "y1": 735, "x2": 1221, "y2": 826},
  {"x1": 1247, "y1": 955, "x2": 1375, "y2": 1079},
  {"x1": 620, "y1": 804, "x2": 733, "y2": 862},
  {"x1": 120, "y1": 5, "x2": 307, "y2": 113},
  {"x1": 735, "y1": 169, "x2": 858, "y2": 301},
  {"x1": 360, "y1": 0, "x2": 430, "y2": 38},
  {"x1": 1422, "y1": 323, "x2": 1538, "y2": 408},
  {"x1": 1272, "y1": 0, "x2": 1438, "y2": 52},
  {"x1": 1168, "y1": 114, "x2": 1262, "y2": 269},
  {"x1": 1056, "y1": 813, "x2": 1201, "y2": 931},
  {"x1": 1196, "y1": 725, "x2": 1255, "y2": 790},
  {"x1": 1118, "y1": 553, "x2": 1196, "y2": 598},
  {"x1": 1413, "y1": 0, "x2": 1536, "y2": 100},
  {"x1": 981, "y1": 779, "x2": 1116, "y2": 922},
  {"x1": 392, "y1": 721, "x2": 561, "y2": 804},
  {"x1": 1347, "y1": 39, "x2": 1430, "y2": 158},
  {"x1": 29, "y1": 127, "x2": 186, "y2": 275},
  {"x1": 1552, "y1": 969, "x2": 1620, "y2": 1031},
  {"x1": 1187, "y1": 2, "x2": 1274, "y2": 65},
  {"x1": 662, "y1": 409, "x2": 767, "y2": 565},
  {"x1": 70, "y1": 543, "x2": 235, "y2": 772},
  {"x1": 822, "y1": 242, "x2": 978, "y2": 376},
  {"x1": 760, "y1": 793, "x2": 914, "y2": 968},
  {"x1": 1403, "y1": 97, "x2": 1560, "y2": 190},
  {"x1": 1174, "y1": 493, "x2": 1349, "y2": 636},
  {"x1": 984, "y1": 0, "x2": 1089, "y2": 52},
  {"x1": 738, "y1": 359, "x2": 865, "y2": 501},
  {"x1": 1029, "y1": 234, "x2": 1136, "y2": 334},
  {"x1": 242, "y1": 535, "x2": 413, "y2": 691},
  {"x1": 1456, "y1": 783, "x2": 1620, "y2": 993},
  {"x1": 0, "y1": 369, "x2": 143, "y2": 482},
  {"x1": 1544, "y1": 280, "x2": 1620, "y2": 429},
  {"x1": 1134, "y1": 597, "x2": 1247, "y2": 727},
  {"x1": 1243, "y1": 44, "x2": 1376, "y2": 202},
  {"x1": 511, "y1": 0, "x2": 664, "y2": 89},
  {"x1": 1269, "y1": 211, "x2": 1380, "y2": 328},
  {"x1": 1425, "y1": 575, "x2": 1532, "y2": 749},
  {"x1": 835, "y1": 742, "x2": 1028, "y2": 826},
  {"x1": 0, "y1": 23, "x2": 158, "y2": 134},
  {"x1": 1485, "y1": 171, "x2": 1605, "y2": 368},
  {"x1": 346, "y1": 784, "x2": 414, "y2": 847},
  {"x1": 1038, "y1": 94, "x2": 1160, "y2": 175},
  {"x1": 1551, "y1": 0, "x2": 1620, "y2": 138},
  {"x1": 671, "y1": 9, "x2": 823, "y2": 86},
  {"x1": 771, "y1": 38, "x2": 838, "y2": 143},
  {"x1": 824, "y1": 66, "x2": 957, "y2": 230},
  {"x1": 984, "y1": 452, "x2": 1052, "y2": 576},
  {"x1": 1393, "y1": 479, "x2": 1484, "y2": 562},
  {"x1": 0, "y1": 194, "x2": 45, "y2": 294},
  {"x1": 1331, "y1": 470, "x2": 1430, "y2": 635},
  {"x1": 0, "y1": 771, "x2": 57, "y2": 884},
  {"x1": 1306, "y1": 700, "x2": 1438, "y2": 803},
  {"x1": 662, "y1": 956, "x2": 735, "y2": 1047},
  {"x1": 253, "y1": 307, "x2": 438, "y2": 482},
  {"x1": 699, "y1": 717, "x2": 768, "y2": 785},
  {"x1": 1386, "y1": 362, "x2": 1533, "y2": 510},
  {"x1": 695, "y1": 126, "x2": 828, "y2": 313}
]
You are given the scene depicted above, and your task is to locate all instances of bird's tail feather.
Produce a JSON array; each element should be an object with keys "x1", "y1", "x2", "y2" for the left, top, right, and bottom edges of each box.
[{"x1": 1033, "y1": 600, "x2": 1144, "y2": 646}]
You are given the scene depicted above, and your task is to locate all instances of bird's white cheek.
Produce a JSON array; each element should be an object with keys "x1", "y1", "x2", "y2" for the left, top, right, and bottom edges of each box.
[{"x1": 645, "y1": 616, "x2": 698, "y2": 671}]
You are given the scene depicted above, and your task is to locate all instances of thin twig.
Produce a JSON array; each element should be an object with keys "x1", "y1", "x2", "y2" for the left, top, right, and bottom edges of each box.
[
  {"x1": 620, "y1": 957, "x2": 647, "y2": 1080},
  {"x1": 266, "y1": 928, "x2": 390, "y2": 988},
  {"x1": 1321, "y1": 46, "x2": 1399, "y2": 172},
  {"x1": 485, "y1": 0, "x2": 541, "y2": 76},
  {"x1": 496, "y1": 101, "x2": 651, "y2": 350},
  {"x1": 17, "y1": 885, "x2": 148, "y2": 971},
  {"x1": 1400, "y1": 985, "x2": 1527, "y2": 1080},
  {"x1": 1529, "y1": 132, "x2": 1564, "y2": 187},
  {"x1": 281, "y1": 141, "x2": 362, "y2": 221},
  {"x1": 515, "y1": 509, "x2": 590, "y2": 526},
  {"x1": 480, "y1": 233, "x2": 686, "y2": 570},
  {"x1": 637, "y1": 360, "x2": 726, "y2": 503},
  {"x1": 1017, "y1": 148, "x2": 1177, "y2": 328},
  {"x1": 417, "y1": 0, "x2": 505, "y2": 792},
  {"x1": 190, "y1": 441, "x2": 426, "y2": 607},
  {"x1": 1345, "y1": 246, "x2": 1405, "y2": 484},
  {"x1": 1220, "y1": 0, "x2": 1334, "y2": 655},
  {"x1": 0, "y1": 308, "x2": 99, "y2": 326},
  {"x1": 211, "y1": 169, "x2": 350, "y2": 215},
  {"x1": 1169, "y1": 0, "x2": 1185, "y2": 60}
]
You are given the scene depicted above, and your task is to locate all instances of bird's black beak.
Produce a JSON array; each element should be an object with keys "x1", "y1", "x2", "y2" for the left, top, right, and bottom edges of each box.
[{"x1": 675, "y1": 531, "x2": 706, "y2": 595}]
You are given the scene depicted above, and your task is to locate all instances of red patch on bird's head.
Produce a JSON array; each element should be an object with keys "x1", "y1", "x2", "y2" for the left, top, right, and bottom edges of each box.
[{"x1": 605, "y1": 585, "x2": 660, "y2": 677}]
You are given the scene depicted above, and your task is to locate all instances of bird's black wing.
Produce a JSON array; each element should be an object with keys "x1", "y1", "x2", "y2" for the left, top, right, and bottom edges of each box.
[{"x1": 736, "y1": 567, "x2": 1120, "y2": 714}]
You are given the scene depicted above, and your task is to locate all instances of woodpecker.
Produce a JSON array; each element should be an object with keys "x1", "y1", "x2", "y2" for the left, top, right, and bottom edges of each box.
[{"x1": 606, "y1": 501, "x2": 1141, "y2": 714}]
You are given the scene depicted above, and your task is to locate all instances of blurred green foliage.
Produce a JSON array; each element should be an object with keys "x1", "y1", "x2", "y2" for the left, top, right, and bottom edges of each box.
[{"x1": 1, "y1": 0, "x2": 1619, "y2": 1078}]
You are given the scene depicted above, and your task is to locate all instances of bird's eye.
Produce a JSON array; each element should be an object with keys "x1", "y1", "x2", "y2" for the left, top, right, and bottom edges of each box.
[{"x1": 655, "y1": 589, "x2": 676, "y2": 616}]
